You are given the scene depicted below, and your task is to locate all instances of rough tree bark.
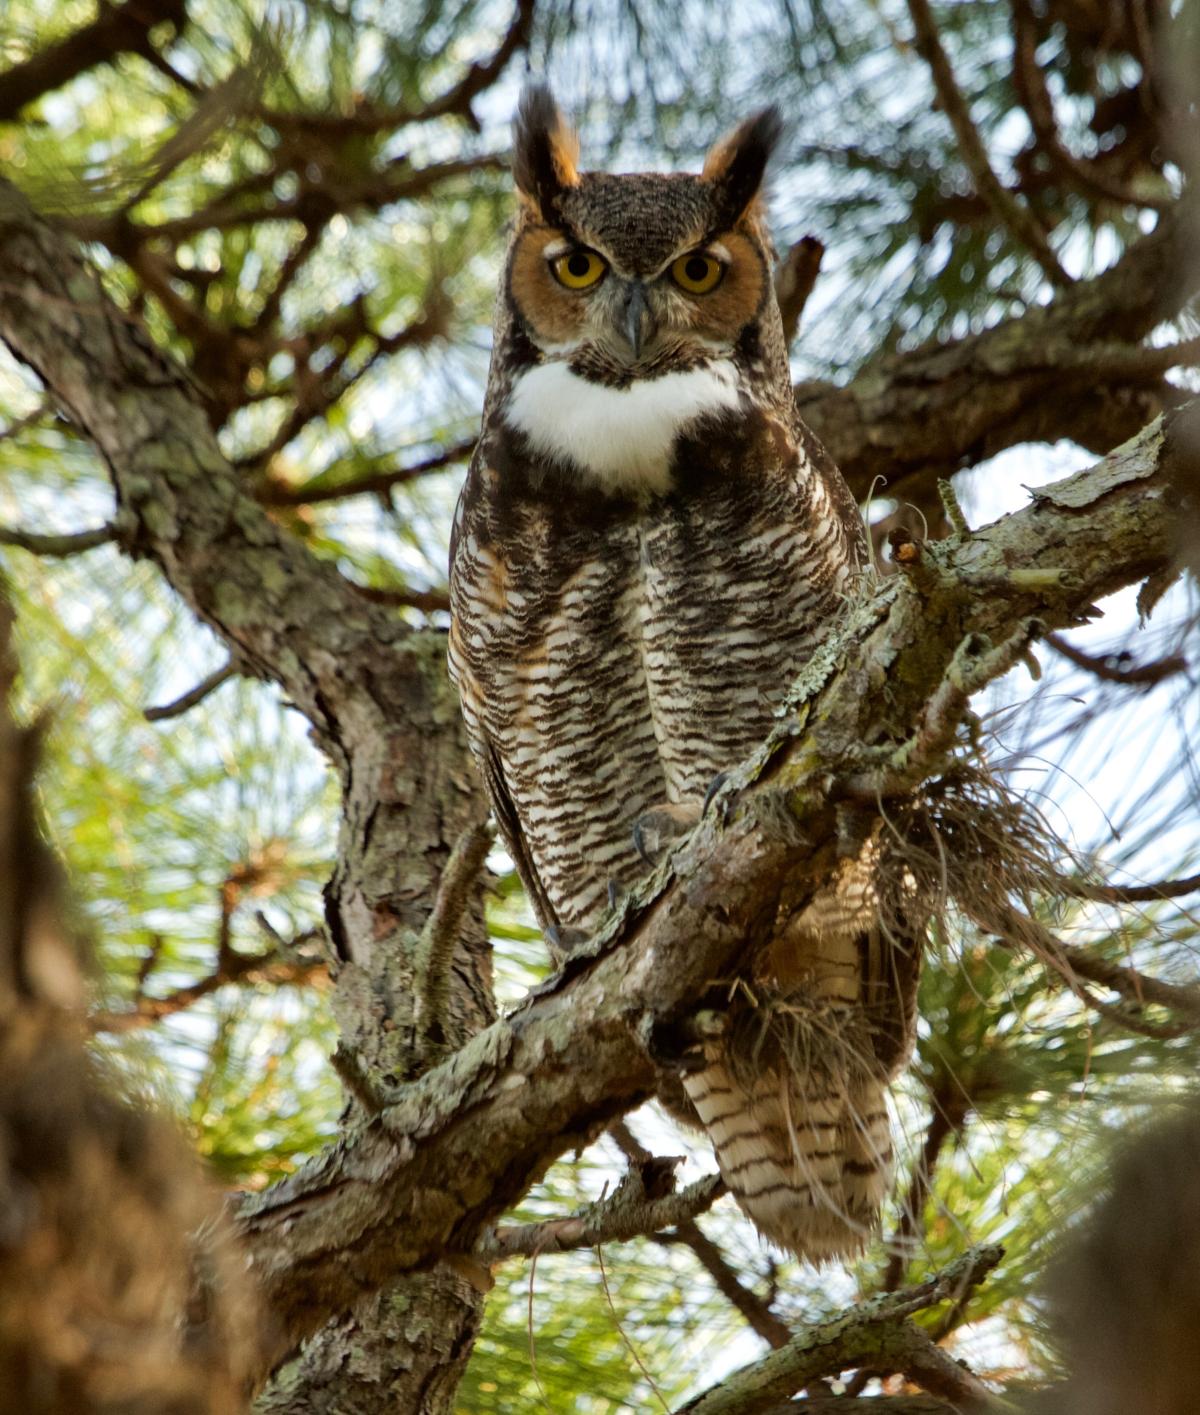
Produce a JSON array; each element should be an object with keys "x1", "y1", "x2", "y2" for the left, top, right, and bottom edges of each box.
[
  {"x1": 0, "y1": 160, "x2": 1194, "y2": 1414},
  {"x1": 0, "y1": 179, "x2": 493, "y2": 1410}
]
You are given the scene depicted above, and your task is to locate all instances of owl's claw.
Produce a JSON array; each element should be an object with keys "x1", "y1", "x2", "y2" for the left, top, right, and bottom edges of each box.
[
  {"x1": 702, "y1": 771, "x2": 729, "y2": 815},
  {"x1": 631, "y1": 801, "x2": 702, "y2": 865},
  {"x1": 607, "y1": 879, "x2": 624, "y2": 910},
  {"x1": 544, "y1": 923, "x2": 589, "y2": 961}
]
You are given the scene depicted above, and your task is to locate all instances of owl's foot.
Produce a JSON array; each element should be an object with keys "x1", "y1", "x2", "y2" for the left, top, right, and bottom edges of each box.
[
  {"x1": 544, "y1": 923, "x2": 590, "y2": 963},
  {"x1": 703, "y1": 771, "x2": 730, "y2": 815},
  {"x1": 606, "y1": 879, "x2": 625, "y2": 911},
  {"x1": 632, "y1": 801, "x2": 701, "y2": 865}
]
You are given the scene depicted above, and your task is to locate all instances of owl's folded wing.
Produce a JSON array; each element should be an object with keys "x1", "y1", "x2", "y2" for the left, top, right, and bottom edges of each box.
[{"x1": 480, "y1": 736, "x2": 560, "y2": 933}]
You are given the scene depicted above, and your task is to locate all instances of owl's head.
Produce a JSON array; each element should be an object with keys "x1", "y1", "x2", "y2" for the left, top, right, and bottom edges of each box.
[
  {"x1": 506, "y1": 88, "x2": 783, "y2": 381},
  {"x1": 492, "y1": 89, "x2": 791, "y2": 496}
]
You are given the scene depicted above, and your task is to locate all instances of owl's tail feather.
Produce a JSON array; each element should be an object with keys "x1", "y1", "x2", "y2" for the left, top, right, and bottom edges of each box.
[{"x1": 684, "y1": 1051, "x2": 893, "y2": 1260}]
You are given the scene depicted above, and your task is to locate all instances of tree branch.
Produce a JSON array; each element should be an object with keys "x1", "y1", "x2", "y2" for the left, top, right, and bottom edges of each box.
[
  {"x1": 657, "y1": 1219, "x2": 793, "y2": 1350},
  {"x1": 0, "y1": 172, "x2": 1190, "y2": 1388},
  {"x1": 143, "y1": 658, "x2": 238, "y2": 720},
  {"x1": 906, "y1": 0, "x2": 1068, "y2": 284},
  {"x1": 0, "y1": 522, "x2": 117, "y2": 556},
  {"x1": 0, "y1": 0, "x2": 188, "y2": 121},
  {"x1": 1044, "y1": 630, "x2": 1188, "y2": 687},
  {"x1": 89, "y1": 933, "x2": 325, "y2": 1034},
  {"x1": 477, "y1": 1172, "x2": 726, "y2": 1262},
  {"x1": 984, "y1": 902, "x2": 1200, "y2": 1030},
  {"x1": 775, "y1": 236, "x2": 824, "y2": 347},
  {"x1": 256, "y1": 438, "x2": 477, "y2": 507},
  {"x1": 1010, "y1": 0, "x2": 1172, "y2": 212},
  {"x1": 675, "y1": 1245, "x2": 1003, "y2": 1415},
  {"x1": 795, "y1": 195, "x2": 1194, "y2": 500}
]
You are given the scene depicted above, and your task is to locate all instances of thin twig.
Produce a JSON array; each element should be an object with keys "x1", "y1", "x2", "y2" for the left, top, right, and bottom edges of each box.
[
  {"x1": 1010, "y1": 0, "x2": 1171, "y2": 212},
  {"x1": 841, "y1": 622, "x2": 1044, "y2": 799},
  {"x1": 1045, "y1": 630, "x2": 1188, "y2": 688},
  {"x1": 256, "y1": 438, "x2": 476, "y2": 506},
  {"x1": 906, "y1": 0, "x2": 1069, "y2": 285},
  {"x1": 597, "y1": 1240, "x2": 671, "y2": 1413},
  {"x1": 144, "y1": 659, "x2": 238, "y2": 721},
  {"x1": 657, "y1": 1219, "x2": 792, "y2": 1349},
  {"x1": 415, "y1": 821, "x2": 494, "y2": 1051},
  {"x1": 478, "y1": 1172, "x2": 726, "y2": 1262}
]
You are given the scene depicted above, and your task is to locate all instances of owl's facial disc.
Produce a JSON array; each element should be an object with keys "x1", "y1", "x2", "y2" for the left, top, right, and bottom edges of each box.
[{"x1": 513, "y1": 229, "x2": 745, "y2": 374}]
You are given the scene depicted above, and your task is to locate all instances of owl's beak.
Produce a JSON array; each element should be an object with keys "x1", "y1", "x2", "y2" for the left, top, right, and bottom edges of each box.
[{"x1": 618, "y1": 282, "x2": 656, "y2": 359}]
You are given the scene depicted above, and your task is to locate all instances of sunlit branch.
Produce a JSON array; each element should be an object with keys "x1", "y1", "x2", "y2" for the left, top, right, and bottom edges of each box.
[
  {"x1": 143, "y1": 659, "x2": 238, "y2": 721},
  {"x1": 906, "y1": 0, "x2": 1069, "y2": 285},
  {"x1": 980, "y1": 902, "x2": 1200, "y2": 1035}
]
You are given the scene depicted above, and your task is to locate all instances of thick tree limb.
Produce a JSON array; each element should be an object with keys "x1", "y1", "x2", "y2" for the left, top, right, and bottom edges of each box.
[
  {"x1": 0, "y1": 179, "x2": 494, "y2": 1401},
  {"x1": 796, "y1": 206, "x2": 1195, "y2": 499}
]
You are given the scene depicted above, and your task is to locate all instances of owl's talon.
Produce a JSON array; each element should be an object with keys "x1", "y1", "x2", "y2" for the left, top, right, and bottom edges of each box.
[
  {"x1": 544, "y1": 924, "x2": 589, "y2": 961},
  {"x1": 606, "y1": 879, "x2": 624, "y2": 910},
  {"x1": 631, "y1": 801, "x2": 701, "y2": 866},
  {"x1": 702, "y1": 772, "x2": 729, "y2": 815}
]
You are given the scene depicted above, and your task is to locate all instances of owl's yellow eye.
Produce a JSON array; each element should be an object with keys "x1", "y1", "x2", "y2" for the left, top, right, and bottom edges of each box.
[
  {"x1": 551, "y1": 249, "x2": 607, "y2": 290},
  {"x1": 670, "y1": 252, "x2": 724, "y2": 294}
]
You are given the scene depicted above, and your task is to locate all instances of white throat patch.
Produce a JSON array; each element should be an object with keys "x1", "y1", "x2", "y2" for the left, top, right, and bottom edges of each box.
[{"x1": 504, "y1": 359, "x2": 742, "y2": 495}]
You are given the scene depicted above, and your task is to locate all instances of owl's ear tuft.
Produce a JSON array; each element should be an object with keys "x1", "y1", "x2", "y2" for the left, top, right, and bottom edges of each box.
[
  {"x1": 702, "y1": 107, "x2": 783, "y2": 226},
  {"x1": 513, "y1": 86, "x2": 581, "y2": 219}
]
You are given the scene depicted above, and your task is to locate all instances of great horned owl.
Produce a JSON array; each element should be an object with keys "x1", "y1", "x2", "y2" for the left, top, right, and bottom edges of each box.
[{"x1": 449, "y1": 88, "x2": 920, "y2": 1259}]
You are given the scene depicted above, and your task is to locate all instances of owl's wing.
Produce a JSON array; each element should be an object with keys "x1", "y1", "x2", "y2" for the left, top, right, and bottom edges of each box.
[{"x1": 479, "y1": 736, "x2": 560, "y2": 933}]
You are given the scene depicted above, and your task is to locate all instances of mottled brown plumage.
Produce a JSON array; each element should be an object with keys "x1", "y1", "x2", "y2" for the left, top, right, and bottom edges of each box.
[{"x1": 449, "y1": 88, "x2": 920, "y2": 1258}]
